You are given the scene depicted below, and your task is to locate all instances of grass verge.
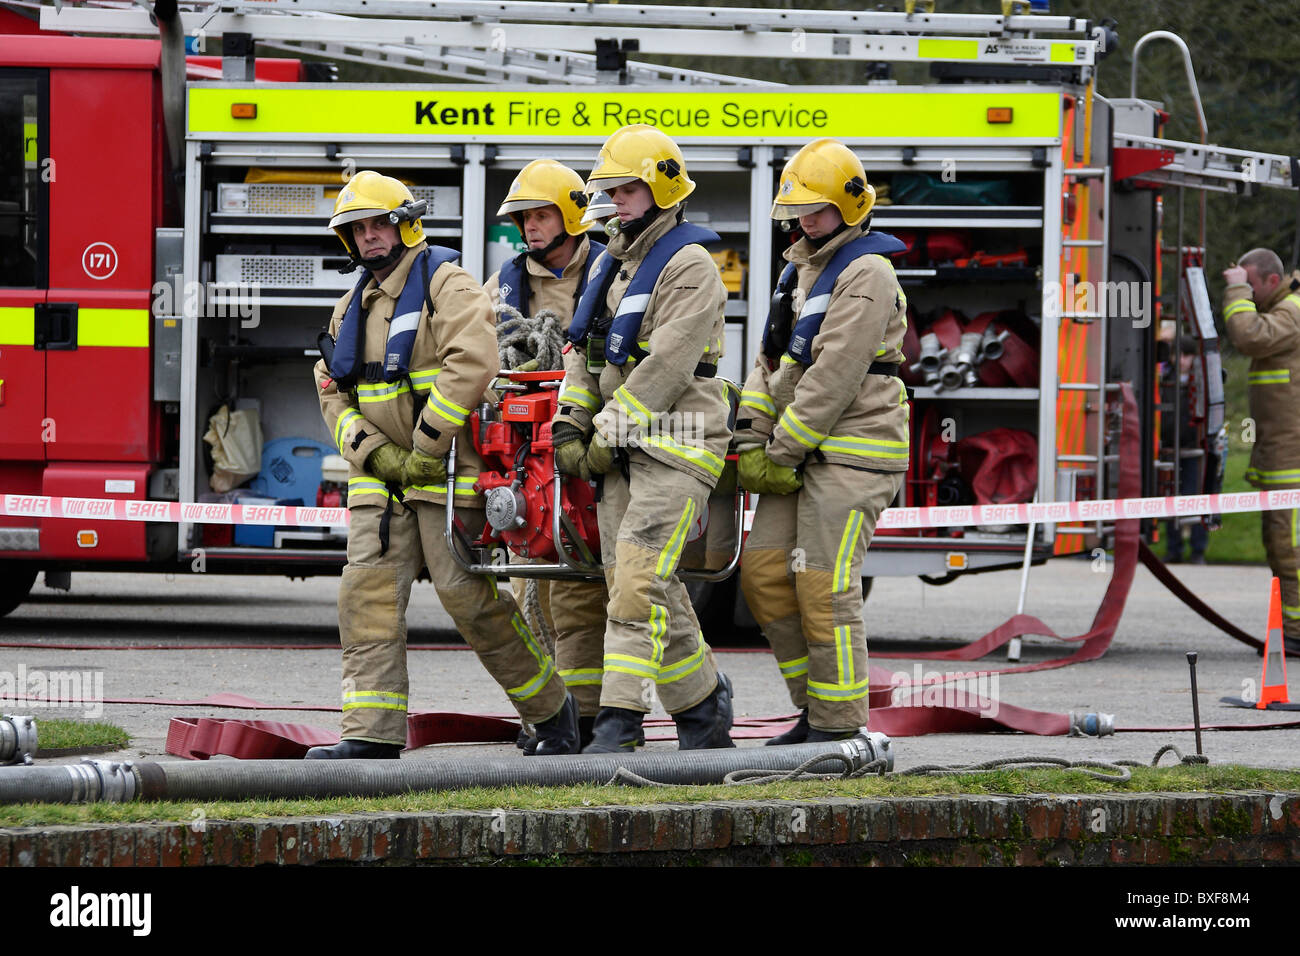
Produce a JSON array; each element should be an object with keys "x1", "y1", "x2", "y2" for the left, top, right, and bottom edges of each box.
[
  {"x1": 33, "y1": 719, "x2": 130, "y2": 753},
  {"x1": 1, "y1": 764, "x2": 1298, "y2": 828}
]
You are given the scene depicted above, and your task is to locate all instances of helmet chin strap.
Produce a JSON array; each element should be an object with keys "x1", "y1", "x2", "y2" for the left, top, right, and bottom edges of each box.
[
  {"x1": 614, "y1": 204, "x2": 661, "y2": 241},
  {"x1": 526, "y1": 231, "x2": 569, "y2": 263},
  {"x1": 339, "y1": 245, "x2": 405, "y2": 275}
]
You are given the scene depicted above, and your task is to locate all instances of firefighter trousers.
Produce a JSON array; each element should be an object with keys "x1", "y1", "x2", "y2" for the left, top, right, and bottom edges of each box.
[
  {"x1": 338, "y1": 500, "x2": 567, "y2": 744},
  {"x1": 1262, "y1": 506, "x2": 1300, "y2": 646},
  {"x1": 510, "y1": 570, "x2": 609, "y2": 718},
  {"x1": 597, "y1": 451, "x2": 721, "y2": 714},
  {"x1": 740, "y1": 465, "x2": 903, "y2": 732}
]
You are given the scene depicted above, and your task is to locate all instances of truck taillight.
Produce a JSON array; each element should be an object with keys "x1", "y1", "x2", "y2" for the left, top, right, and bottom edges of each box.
[
  {"x1": 986, "y1": 108, "x2": 1013, "y2": 124},
  {"x1": 231, "y1": 103, "x2": 257, "y2": 119}
]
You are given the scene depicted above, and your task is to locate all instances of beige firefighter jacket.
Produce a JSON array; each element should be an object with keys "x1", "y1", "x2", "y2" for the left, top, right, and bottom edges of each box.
[
  {"x1": 484, "y1": 235, "x2": 596, "y2": 329},
  {"x1": 313, "y1": 242, "x2": 497, "y2": 509},
  {"x1": 735, "y1": 223, "x2": 910, "y2": 472},
  {"x1": 552, "y1": 206, "x2": 731, "y2": 488},
  {"x1": 1223, "y1": 270, "x2": 1300, "y2": 489}
]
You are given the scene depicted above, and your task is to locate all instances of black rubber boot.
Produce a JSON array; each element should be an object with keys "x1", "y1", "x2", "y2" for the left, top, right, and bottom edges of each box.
[
  {"x1": 578, "y1": 715, "x2": 596, "y2": 751},
  {"x1": 305, "y1": 739, "x2": 402, "y2": 759},
  {"x1": 805, "y1": 726, "x2": 861, "y2": 743},
  {"x1": 530, "y1": 693, "x2": 581, "y2": 756},
  {"x1": 672, "y1": 672, "x2": 736, "y2": 750},
  {"x1": 579, "y1": 715, "x2": 645, "y2": 750},
  {"x1": 765, "y1": 709, "x2": 810, "y2": 746},
  {"x1": 582, "y1": 707, "x2": 645, "y2": 754}
]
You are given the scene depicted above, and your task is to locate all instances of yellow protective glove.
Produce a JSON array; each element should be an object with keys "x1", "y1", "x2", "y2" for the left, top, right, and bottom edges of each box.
[
  {"x1": 736, "y1": 446, "x2": 802, "y2": 495},
  {"x1": 551, "y1": 423, "x2": 591, "y2": 481},
  {"x1": 585, "y1": 431, "x2": 615, "y2": 476},
  {"x1": 366, "y1": 443, "x2": 410, "y2": 484},
  {"x1": 401, "y1": 449, "x2": 447, "y2": 488}
]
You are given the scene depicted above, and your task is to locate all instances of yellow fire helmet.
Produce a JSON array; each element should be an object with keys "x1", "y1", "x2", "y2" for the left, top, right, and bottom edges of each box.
[
  {"x1": 585, "y1": 124, "x2": 695, "y2": 209},
  {"x1": 772, "y1": 138, "x2": 875, "y2": 227},
  {"x1": 328, "y1": 170, "x2": 425, "y2": 258},
  {"x1": 497, "y1": 159, "x2": 590, "y2": 237}
]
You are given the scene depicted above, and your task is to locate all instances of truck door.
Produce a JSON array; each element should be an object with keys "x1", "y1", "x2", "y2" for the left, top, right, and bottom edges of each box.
[{"x1": 0, "y1": 69, "x2": 47, "y2": 466}]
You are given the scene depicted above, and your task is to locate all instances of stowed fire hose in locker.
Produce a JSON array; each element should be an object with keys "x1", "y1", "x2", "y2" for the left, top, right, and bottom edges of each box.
[{"x1": 443, "y1": 369, "x2": 745, "y2": 582}]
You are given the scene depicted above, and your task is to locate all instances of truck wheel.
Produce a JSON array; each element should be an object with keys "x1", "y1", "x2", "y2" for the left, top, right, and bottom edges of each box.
[{"x1": 0, "y1": 564, "x2": 38, "y2": 618}]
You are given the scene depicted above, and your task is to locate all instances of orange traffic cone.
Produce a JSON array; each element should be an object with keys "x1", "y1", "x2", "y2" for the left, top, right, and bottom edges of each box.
[{"x1": 1258, "y1": 577, "x2": 1290, "y2": 709}]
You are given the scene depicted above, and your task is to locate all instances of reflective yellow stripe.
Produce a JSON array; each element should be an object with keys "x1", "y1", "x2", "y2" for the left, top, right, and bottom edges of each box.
[
  {"x1": 357, "y1": 380, "x2": 411, "y2": 403},
  {"x1": 657, "y1": 632, "x2": 706, "y2": 685},
  {"x1": 641, "y1": 434, "x2": 725, "y2": 478},
  {"x1": 603, "y1": 652, "x2": 660, "y2": 680},
  {"x1": 409, "y1": 368, "x2": 441, "y2": 391},
  {"x1": 779, "y1": 354, "x2": 799, "y2": 366},
  {"x1": 835, "y1": 624, "x2": 853, "y2": 685},
  {"x1": 807, "y1": 674, "x2": 871, "y2": 702},
  {"x1": 613, "y1": 385, "x2": 652, "y2": 429},
  {"x1": 405, "y1": 476, "x2": 479, "y2": 496},
  {"x1": 559, "y1": 668, "x2": 604, "y2": 686},
  {"x1": 342, "y1": 689, "x2": 408, "y2": 712},
  {"x1": 1245, "y1": 467, "x2": 1300, "y2": 486},
  {"x1": 425, "y1": 383, "x2": 470, "y2": 427},
  {"x1": 655, "y1": 499, "x2": 696, "y2": 578},
  {"x1": 334, "y1": 408, "x2": 364, "y2": 454},
  {"x1": 1287, "y1": 294, "x2": 1300, "y2": 310},
  {"x1": 0, "y1": 307, "x2": 35, "y2": 346},
  {"x1": 347, "y1": 477, "x2": 393, "y2": 501},
  {"x1": 344, "y1": 690, "x2": 408, "y2": 701},
  {"x1": 1248, "y1": 369, "x2": 1291, "y2": 385},
  {"x1": 79, "y1": 308, "x2": 149, "y2": 348},
  {"x1": 779, "y1": 408, "x2": 826, "y2": 449},
  {"x1": 740, "y1": 390, "x2": 776, "y2": 417},
  {"x1": 1292, "y1": 510, "x2": 1298, "y2": 550},
  {"x1": 819, "y1": 433, "x2": 910, "y2": 459},
  {"x1": 505, "y1": 612, "x2": 556, "y2": 701},
  {"x1": 1224, "y1": 298, "x2": 1255, "y2": 318},
  {"x1": 559, "y1": 386, "x2": 600, "y2": 412},
  {"x1": 648, "y1": 603, "x2": 666, "y2": 666},
  {"x1": 778, "y1": 656, "x2": 809, "y2": 679},
  {"x1": 834, "y1": 510, "x2": 864, "y2": 593}
]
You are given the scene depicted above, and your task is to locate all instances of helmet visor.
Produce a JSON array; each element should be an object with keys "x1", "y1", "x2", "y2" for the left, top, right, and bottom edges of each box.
[
  {"x1": 497, "y1": 198, "x2": 554, "y2": 217},
  {"x1": 771, "y1": 200, "x2": 830, "y2": 221},
  {"x1": 585, "y1": 174, "x2": 639, "y2": 194},
  {"x1": 329, "y1": 207, "x2": 390, "y2": 230}
]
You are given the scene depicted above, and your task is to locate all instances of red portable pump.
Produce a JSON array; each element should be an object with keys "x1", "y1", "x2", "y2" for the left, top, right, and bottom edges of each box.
[{"x1": 464, "y1": 370, "x2": 601, "y2": 564}]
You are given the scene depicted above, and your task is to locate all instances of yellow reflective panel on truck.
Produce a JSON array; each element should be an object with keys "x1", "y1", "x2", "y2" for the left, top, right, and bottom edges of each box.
[
  {"x1": 188, "y1": 88, "x2": 1063, "y2": 141},
  {"x1": 0, "y1": 307, "x2": 35, "y2": 346},
  {"x1": 78, "y1": 309, "x2": 149, "y2": 348}
]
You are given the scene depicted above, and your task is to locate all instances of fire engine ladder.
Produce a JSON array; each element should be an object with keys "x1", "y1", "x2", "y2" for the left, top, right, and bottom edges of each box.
[
  {"x1": 0, "y1": 0, "x2": 771, "y2": 84},
  {"x1": 35, "y1": 0, "x2": 1107, "y2": 71},
  {"x1": 1121, "y1": 32, "x2": 1296, "y2": 537}
]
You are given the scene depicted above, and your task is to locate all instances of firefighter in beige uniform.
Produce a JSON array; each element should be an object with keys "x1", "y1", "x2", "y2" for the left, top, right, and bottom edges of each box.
[
  {"x1": 736, "y1": 139, "x2": 909, "y2": 742},
  {"x1": 551, "y1": 125, "x2": 736, "y2": 753},
  {"x1": 1223, "y1": 247, "x2": 1300, "y2": 654},
  {"x1": 307, "y1": 171, "x2": 578, "y2": 758},
  {"x1": 484, "y1": 159, "x2": 611, "y2": 746}
]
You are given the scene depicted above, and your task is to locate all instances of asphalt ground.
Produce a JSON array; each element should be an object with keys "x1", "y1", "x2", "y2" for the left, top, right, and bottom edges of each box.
[{"x1": 1, "y1": 557, "x2": 1295, "y2": 771}]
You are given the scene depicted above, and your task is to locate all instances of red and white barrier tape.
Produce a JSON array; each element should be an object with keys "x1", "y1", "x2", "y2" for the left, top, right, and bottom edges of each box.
[{"x1": 3, "y1": 487, "x2": 1299, "y2": 531}]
